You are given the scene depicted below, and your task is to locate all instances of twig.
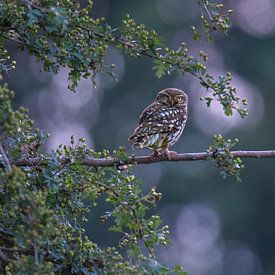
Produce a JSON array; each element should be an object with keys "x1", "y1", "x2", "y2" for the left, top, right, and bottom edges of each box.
[
  {"x1": 0, "y1": 247, "x2": 23, "y2": 252},
  {"x1": 130, "y1": 206, "x2": 155, "y2": 258},
  {"x1": 0, "y1": 143, "x2": 11, "y2": 171},
  {"x1": 202, "y1": 1, "x2": 214, "y2": 22},
  {"x1": 97, "y1": 181, "x2": 155, "y2": 258}
]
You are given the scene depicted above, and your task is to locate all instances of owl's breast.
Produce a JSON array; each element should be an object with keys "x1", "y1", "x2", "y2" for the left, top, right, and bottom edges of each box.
[{"x1": 155, "y1": 107, "x2": 186, "y2": 126}]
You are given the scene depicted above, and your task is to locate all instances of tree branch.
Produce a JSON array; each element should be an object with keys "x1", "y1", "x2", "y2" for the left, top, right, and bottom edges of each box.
[
  {"x1": 8, "y1": 150, "x2": 275, "y2": 168},
  {"x1": 0, "y1": 143, "x2": 11, "y2": 171}
]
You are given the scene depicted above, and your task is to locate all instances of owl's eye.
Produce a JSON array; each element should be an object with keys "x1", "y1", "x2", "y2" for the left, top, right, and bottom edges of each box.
[
  {"x1": 164, "y1": 95, "x2": 169, "y2": 101},
  {"x1": 176, "y1": 96, "x2": 183, "y2": 102}
]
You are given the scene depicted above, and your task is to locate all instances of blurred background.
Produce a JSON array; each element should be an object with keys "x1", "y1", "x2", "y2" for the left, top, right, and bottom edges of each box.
[{"x1": 4, "y1": 0, "x2": 275, "y2": 274}]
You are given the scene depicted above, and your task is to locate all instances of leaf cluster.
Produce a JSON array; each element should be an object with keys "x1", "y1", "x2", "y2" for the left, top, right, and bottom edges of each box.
[
  {"x1": 193, "y1": 0, "x2": 233, "y2": 42},
  {"x1": 200, "y1": 72, "x2": 248, "y2": 118},
  {"x1": 207, "y1": 134, "x2": 245, "y2": 182}
]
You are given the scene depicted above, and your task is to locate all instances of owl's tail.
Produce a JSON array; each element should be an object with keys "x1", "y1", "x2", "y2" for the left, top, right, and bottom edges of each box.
[
  {"x1": 128, "y1": 133, "x2": 136, "y2": 141},
  {"x1": 128, "y1": 133, "x2": 146, "y2": 149},
  {"x1": 132, "y1": 142, "x2": 143, "y2": 149}
]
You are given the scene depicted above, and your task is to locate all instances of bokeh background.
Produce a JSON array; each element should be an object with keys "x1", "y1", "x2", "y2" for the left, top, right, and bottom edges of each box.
[{"x1": 4, "y1": 0, "x2": 275, "y2": 274}]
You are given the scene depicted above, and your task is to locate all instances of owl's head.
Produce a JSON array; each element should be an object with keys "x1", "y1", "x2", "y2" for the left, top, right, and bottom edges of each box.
[{"x1": 156, "y1": 88, "x2": 188, "y2": 107}]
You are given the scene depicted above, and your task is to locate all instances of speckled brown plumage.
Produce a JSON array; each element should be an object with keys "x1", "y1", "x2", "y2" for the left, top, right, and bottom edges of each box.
[{"x1": 129, "y1": 88, "x2": 188, "y2": 159}]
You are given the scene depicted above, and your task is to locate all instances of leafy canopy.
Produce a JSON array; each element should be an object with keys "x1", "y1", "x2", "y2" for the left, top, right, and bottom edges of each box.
[{"x1": 0, "y1": 0, "x2": 247, "y2": 116}]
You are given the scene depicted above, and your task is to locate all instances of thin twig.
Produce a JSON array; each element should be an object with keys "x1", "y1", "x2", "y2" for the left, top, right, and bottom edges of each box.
[
  {"x1": 202, "y1": 1, "x2": 214, "y2": 22},
  {"x1": 97, "y1": 181, "x2": 155, "y2": 258},
  {"x1": 130, "y1": 206, "x2": 155, "y2": 258},
  {"x1": 33, "y1": 242, "x2": 39, "y2": 265},
  {"x1": 0, "y1": 143, "x2": 11, "y2": 171},
  {"x1": 0, "y1": 247, "x2": 25, "y2": 252}
]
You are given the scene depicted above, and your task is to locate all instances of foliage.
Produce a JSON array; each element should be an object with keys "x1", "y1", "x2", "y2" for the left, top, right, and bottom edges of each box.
[
  {"x1": 0, "y1": 48, "x2": 15, "y2": 76},
  {"x1": 200, "y1": 72, "x2": 248, "y2": 118},
  {"x1": 207, "y1": 134, "x2": 244, "y2": 182},
  {"x1": 192, "y1": 0, "x2": 233, "y2": 41},
  {"x1": 0, "y1": 86, "x2": 188, "y2": 273},
  {"x1": 0, "y1": 0, "x2": 247, "y2": 117}
]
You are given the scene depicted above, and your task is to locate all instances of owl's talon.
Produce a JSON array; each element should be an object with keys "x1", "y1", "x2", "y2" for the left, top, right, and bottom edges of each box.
[
  {"x1": 163, "y1": 148, "x2": 177, "y2": 160},
  {"x1": 150, "y1": 150, "x2": 160, "y2": 158}
]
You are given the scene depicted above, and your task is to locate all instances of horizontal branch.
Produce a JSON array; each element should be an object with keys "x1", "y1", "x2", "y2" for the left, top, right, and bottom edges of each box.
[{"x1": 10, "y1": 150, "x2": 275, "y2": 168}]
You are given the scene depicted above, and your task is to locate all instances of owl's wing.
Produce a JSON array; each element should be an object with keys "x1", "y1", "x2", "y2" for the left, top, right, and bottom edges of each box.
[
  {"x1": 128, "y1": 102, "x2": 161, "y2": 142},
  {"x1": 139, "y1": 102, "x2": 161, "y2": 124}
]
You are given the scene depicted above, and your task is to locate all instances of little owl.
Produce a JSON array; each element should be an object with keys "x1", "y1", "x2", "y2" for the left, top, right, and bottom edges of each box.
[{"x1": 129, "y1": 88, "x2": 188, "y2": 159}]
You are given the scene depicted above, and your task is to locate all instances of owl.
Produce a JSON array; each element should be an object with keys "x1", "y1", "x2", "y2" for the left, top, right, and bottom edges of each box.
[{"x1": 129, "y1": 88, "x2": 188, "y2": 159}]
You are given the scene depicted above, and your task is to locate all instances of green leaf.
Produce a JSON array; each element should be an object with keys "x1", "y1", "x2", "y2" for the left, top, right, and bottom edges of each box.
[
  {"x1": 174, "y1": 265, "x2": 188, "y2": 274},
  {"x1": 152, "y1": 60, "x2": 167, "y2": 78},
  {"x1": 27, "y1": 9, "x2": 42, "y2": 26},
  {"x1": 224, "y1": 105, "x2": 233, "y2": 116}
]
